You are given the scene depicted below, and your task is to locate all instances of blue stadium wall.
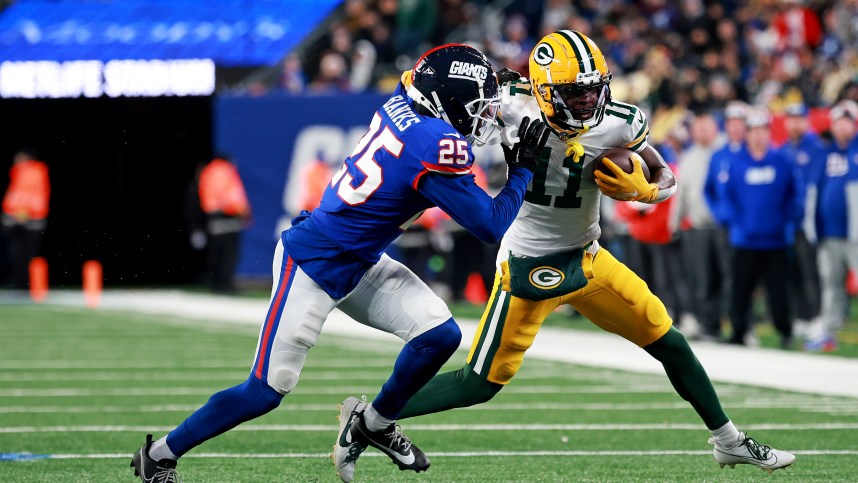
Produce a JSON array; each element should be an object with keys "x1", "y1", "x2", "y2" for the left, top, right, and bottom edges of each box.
[{"x1": 214, "y1": 92, "x2": 388, "y2": 278}]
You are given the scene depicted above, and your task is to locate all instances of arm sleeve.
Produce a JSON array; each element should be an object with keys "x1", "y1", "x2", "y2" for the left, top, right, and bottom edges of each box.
[{"x1": 418, "y1": 166, "x2": 533, "y2": 244}]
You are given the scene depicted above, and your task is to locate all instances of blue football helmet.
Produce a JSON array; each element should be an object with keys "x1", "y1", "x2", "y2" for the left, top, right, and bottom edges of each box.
[{"x1": 406, "y1": 44, "x2": 500, "y2": 146}]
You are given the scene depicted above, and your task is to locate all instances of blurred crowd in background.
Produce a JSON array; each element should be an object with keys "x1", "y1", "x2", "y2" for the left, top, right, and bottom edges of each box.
[{"x1": 267, "y1": 0, "x2": 858, "y2": 119}]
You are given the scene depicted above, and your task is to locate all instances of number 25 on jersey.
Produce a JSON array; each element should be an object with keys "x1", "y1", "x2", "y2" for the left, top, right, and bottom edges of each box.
[{"x1": 331, "y1": 113, "x2": 403, "y2": 206}]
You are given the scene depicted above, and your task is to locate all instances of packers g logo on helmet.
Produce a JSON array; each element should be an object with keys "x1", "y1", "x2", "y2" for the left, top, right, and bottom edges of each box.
[
  {"x1": 529, "y1": 30, "x2": 613, "y2": 133},
  {"x1": 533, "y1": 43, "x2": 555, "y2": 66}
]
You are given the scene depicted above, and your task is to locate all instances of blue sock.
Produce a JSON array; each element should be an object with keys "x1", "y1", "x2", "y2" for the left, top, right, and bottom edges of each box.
[
  {"x1": 166, "y1": 375, "x2": 284, "y2": 457},
  {"x1": 372, "y1": 318, "x2": 461, "y2": 419}
]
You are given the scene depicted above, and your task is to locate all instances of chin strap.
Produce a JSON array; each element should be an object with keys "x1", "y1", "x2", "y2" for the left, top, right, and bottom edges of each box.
[{"x1": 563, "y1": 126, "x2": 588, "y2": 163}]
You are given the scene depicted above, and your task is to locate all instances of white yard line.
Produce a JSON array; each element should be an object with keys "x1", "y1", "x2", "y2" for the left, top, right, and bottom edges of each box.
[
  {"x1": 3, "y1": 423, "x2": 858, "y2": 433},
  {"x1": 42, "y1": 290, "x2": 858, "y2": 398},
  {"x1": 0, "y1": 387, "x2": 379, "y2": 397},
  {"x1": 0, "y1": 386, "x2": 728, "y2": 397},
  {"x1": 1, "y1": 401, "x2": 856, "y2": 414},
  {"x1": 0, "y1": 358, "x2": 394, "y2": 369},
  {"x1": 16, "y1": 449, "x2": 856, "y2": 459},
  {"x1": 0, "y1": 370, "x2": 393, "y2": 382}
]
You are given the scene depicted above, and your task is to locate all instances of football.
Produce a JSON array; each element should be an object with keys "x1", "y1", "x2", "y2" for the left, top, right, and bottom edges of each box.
[{"x1": 594, "y1": 147, "x2": 651, "y2": 182}]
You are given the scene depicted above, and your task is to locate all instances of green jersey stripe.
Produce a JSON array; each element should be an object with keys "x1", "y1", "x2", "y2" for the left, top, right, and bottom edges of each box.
[
  {"x1": 633, "y1": 119, "x2": 649, "y2": 141},
  {"x1": 467, "y1": 283, "x2": 504, "y2": 367},
  {"x1": 479, "y1": 294, "x2": 511, "y2": 374},
  {"x1": 628, "y1": 139, "x2": 647, "y2": 151},
  {"x1": 471, "y1": 289, "x2": 510, "y2": 375}
]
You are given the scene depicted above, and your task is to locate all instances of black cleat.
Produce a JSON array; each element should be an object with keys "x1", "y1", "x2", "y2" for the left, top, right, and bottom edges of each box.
[
  {"x1": 351, "y1": 414, "x2": 430, "y2": 473},
  {"x1": 130, "y1": 434, "x2": 182, "y2": 483}
]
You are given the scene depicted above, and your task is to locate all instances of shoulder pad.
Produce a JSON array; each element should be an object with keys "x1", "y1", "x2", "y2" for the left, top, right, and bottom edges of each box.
[
  {"x1": 415, "y1": 121, "x2": 474, "y2": 175},
  {"x1": 499, "y1": 81, "x2": 539, "y2": 129}
]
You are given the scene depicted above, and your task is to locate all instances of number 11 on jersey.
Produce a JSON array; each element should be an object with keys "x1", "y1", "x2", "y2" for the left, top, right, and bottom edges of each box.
[{"x1": 525, "y1": 147, "x2": 585, "y2": 208}]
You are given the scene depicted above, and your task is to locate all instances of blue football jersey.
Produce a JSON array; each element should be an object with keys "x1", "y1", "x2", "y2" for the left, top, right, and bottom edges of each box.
[{"x1": 283, "y1": 83, "x2": 483, "y2": 298}]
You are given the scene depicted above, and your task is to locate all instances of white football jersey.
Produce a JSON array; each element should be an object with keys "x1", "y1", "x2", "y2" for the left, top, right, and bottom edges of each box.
[{"x1": 499, "y1": 80, "x2": 649, "y2": 257}]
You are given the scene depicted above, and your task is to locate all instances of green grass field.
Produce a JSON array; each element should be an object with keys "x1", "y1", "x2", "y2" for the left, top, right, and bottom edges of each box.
[{"x1": 1, "y1": 304, "x2": 857, "y2": 482}]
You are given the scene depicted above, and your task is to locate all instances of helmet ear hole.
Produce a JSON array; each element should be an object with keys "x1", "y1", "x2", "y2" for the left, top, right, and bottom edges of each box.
[{"x1": 446, "y1": 99, "x2": 469, "y2": 130}]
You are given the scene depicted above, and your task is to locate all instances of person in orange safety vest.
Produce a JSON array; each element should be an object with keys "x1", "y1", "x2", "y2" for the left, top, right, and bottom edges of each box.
[
  {"x1": 198, "y1": 156, "x2": 250, "y2": 293},
  {"x1": 296, "y1": 156, "x2": 334, "y2": 214},
  {"x1": 2, "y1": 149, "x2": 50, "y2": 289}
]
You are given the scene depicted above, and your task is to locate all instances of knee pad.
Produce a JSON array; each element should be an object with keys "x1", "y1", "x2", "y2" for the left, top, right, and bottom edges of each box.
[
  {"x1": 267, "y1": 367, "x2": 300, "y2": 395},
  {"x1": 265, "y1": 344, "x2": 310, "y2": 394},
  {"x1": 410, "y1": 318, "x2": 461, "y2": 355}
]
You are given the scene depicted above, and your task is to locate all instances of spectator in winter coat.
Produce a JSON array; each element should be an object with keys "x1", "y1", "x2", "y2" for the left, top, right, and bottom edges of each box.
[
  {"x1": 777, "y1": 102, "x2": 826, "y2": 339},
  {"x1": 804, "y1": 100, "x2": 858, "y2": 352},
  {"x1": 722, "y1": 108, "x2": 803, "y2": 348},
  {"x1": 672, "y1": 113, "x2": 730, "y2": 340}
]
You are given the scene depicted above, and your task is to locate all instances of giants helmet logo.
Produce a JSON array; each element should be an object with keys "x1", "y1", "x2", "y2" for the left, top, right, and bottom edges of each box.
[{"x1": 448, "y1": 61, "x2": 488, "y2": 80}]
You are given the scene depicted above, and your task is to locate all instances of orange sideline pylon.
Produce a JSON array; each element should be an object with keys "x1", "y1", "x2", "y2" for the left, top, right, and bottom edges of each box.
[
  {"x1": 464, "y1": 272, "x2": 488, "y2": 305},
  {"x1": 29, "y1": 257, "x2": 48, "y2": 303},
  {"x1": 83, "y1": 260, "x2": 103, "y2": 308}
]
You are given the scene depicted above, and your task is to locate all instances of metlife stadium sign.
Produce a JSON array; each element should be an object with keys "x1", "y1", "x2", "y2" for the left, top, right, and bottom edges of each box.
[
  {"x1": 0, "y1": 0, "x2": 341, "y2": 98},
  {"x1": 0, "y1": 59, "x2": 215, "y2": 98}
]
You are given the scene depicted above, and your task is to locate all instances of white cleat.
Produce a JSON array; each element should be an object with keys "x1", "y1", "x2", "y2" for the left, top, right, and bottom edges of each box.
[
  {"x1": 709, "y1": 432, "x2": 795, "y2": 472},
  {"x1": 331, "y1": 396, "x2": 369, "y2": 483}
]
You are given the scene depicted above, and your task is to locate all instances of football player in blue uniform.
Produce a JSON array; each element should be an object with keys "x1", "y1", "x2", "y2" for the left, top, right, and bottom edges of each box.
[{"x1": 130, "y1": 43, "x2": 549, "y2": 483}]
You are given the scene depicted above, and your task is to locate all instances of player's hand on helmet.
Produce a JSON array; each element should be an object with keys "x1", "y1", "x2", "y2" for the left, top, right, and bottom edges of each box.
[
  {"x1": 593, "y1": 154, "x2": 658, "y2": 202},
  {"x1": 502, "y1": 117, "x2": 550, "y2": 173},
  {"x1": 496, "y1": 67, "x2": 524, "y2": 85}
]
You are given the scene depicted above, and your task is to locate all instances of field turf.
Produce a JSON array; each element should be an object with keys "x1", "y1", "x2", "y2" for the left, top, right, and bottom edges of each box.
[{"x1": 1, "y1": 304, "x2": 857, "y2": 482}]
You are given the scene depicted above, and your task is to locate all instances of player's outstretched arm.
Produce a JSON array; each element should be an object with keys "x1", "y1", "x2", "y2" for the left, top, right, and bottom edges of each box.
[{"x1": 419, "y1": 118, "x2": 549, "y2": 243}]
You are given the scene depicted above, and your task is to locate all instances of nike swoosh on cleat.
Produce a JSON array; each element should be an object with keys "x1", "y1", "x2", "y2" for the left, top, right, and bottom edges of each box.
[
  {"x1": 338, "y1": 418, "x2": 354, "y2": 447},
  {"x1": 715, "y1": 448, "x2": 777, "y2": 466},
  {"x1": 338, "y1": 406, "x2": 360, "y2": 447},
  {"x1": 380, "y1": 446, "x2": 415, "y2": 466}
]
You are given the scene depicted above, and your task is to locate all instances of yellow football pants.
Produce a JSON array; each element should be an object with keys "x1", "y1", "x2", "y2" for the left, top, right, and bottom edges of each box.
[{"x1": 466, "y1": 247, "x2": 672, "y2": 385}]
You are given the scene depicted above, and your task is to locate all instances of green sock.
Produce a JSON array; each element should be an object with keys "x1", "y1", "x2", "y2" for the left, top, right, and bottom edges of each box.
[
  {"x1": 644, "y1": 327, "x2": 729, "y2": 430},
  {"x1": 398, "y1": 366, "x2": 502, "y2": 419}
]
